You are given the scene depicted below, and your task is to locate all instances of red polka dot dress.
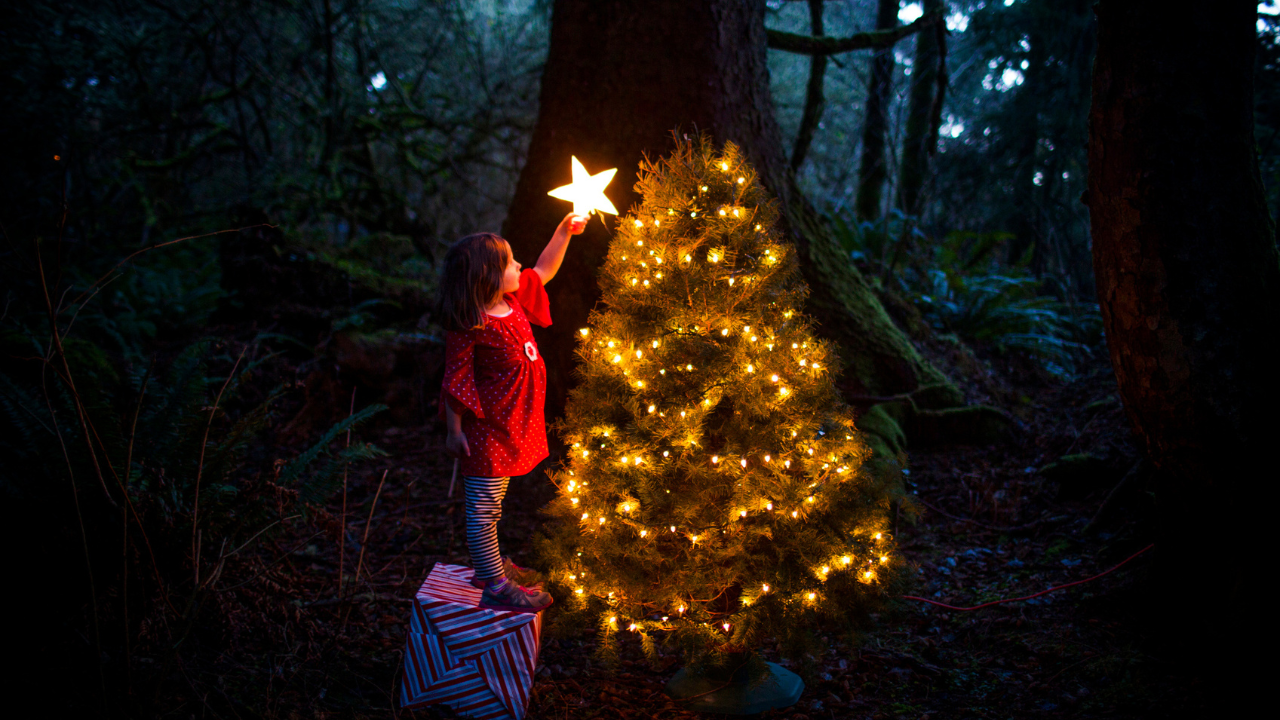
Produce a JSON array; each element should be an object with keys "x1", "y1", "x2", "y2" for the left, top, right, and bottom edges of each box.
[{"x1": 442, "y1": 269, "x2": 552, "y2": 477}]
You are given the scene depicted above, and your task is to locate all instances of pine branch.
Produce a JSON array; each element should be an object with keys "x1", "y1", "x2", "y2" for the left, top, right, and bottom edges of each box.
[{"x1": 545, "y1": 137, "x2": 900, "y2": 670}]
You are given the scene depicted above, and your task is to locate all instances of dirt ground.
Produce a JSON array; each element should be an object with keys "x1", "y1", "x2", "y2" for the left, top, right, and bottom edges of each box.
[{"x1": 196, "y1": 353, "x2": 1208, "y2": 719}]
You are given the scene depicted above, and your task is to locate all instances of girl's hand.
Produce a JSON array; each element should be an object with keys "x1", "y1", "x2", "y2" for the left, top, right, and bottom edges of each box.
[
  {"x1": 537, "y1": 214, "x2": 586, "y2": 284},
  {"x1": 562, "y1": 213, "x2": 588, "y2": 236},
  {"x1": 445, "y1": 430, "x2": 471, "y2": 458}
]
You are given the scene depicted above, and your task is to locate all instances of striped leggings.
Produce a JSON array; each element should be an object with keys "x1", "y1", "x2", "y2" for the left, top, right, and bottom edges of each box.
[{"x1": 463, "y1": 475, "x2": 510, "y2": 582}]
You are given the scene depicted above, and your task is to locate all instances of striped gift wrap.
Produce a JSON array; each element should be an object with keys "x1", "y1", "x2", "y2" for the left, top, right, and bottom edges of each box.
[{"x1": 400, "y1": 563, "x2": 544, "y2": 719}]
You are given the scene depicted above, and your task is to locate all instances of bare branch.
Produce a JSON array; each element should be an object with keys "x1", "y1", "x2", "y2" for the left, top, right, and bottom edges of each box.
[
  {"x1": 766, "y1": 8, "x2": 941, "y2": 56},
  {"x1": 68, "y1": 225, "x2": 274, "y2": 311}
]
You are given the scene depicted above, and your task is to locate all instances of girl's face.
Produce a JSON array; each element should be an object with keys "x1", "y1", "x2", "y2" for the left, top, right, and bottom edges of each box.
[{"x1": 499, "y1": 241, "x2": 522, "y2": 296}]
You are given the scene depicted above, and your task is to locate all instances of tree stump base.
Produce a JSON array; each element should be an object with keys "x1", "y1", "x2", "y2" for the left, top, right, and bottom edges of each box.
[{"x1": 665, "y1": 661, "x2": 804, "y2": 715}]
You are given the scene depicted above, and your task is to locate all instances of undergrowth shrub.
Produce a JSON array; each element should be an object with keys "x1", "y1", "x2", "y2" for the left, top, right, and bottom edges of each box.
[
  {"x1": 0, "y1": 234, "x2": 388, "y2": 712},
  {"x1": 913, "y1": 269, "x2": 1100, "y2": 376},
  {"x1": 827, "y1": 207, "x2": 1102, "y2": 378}
]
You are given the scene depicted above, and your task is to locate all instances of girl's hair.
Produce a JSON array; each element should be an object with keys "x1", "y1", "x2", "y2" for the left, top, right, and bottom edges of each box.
[{"x1": 437, "y1": 232, "x2": 511, "y2": 331}]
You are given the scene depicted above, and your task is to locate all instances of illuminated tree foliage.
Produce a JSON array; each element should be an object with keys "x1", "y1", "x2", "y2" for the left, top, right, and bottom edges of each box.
[{"x1": 536, "y1": 137, "x2": 905, "y2": 671}]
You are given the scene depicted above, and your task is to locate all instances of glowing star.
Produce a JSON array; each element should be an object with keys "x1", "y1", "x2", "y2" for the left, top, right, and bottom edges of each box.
[{"x1": 547, "y1": 156, "x2": 618, "y2": 217}]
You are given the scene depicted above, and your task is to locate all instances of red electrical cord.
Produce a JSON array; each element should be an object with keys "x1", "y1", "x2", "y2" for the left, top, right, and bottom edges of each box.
[{"x1": 900, "y1": 543, "x2": 1154, "y2": 612}]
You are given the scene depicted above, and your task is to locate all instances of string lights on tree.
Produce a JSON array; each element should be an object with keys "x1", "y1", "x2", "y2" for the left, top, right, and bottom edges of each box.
[{"x1": 535, "y1": 137, "x2": 905, "y2": 674}]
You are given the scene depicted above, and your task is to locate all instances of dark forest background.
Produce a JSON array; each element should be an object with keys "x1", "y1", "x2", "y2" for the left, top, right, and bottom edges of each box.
[{"x1": 1, "y1": 0, "x2": 1277, "y2": 717}]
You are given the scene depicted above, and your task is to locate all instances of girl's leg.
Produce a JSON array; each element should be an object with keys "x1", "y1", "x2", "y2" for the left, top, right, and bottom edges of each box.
[{"x1": 463, "y1": 475, "x2": 510, "y2": 582}]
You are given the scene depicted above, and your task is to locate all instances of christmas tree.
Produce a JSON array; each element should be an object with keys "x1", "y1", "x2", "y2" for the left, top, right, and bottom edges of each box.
[{"x1": 537, "y1": 137, "x2": 905, "y2": 673}]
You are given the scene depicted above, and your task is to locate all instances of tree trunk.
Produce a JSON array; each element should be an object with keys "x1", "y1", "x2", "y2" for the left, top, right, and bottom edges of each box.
[
  {"x1": 503, "y1": 0, "x2": 959, "y2": 425},
  {"x1": 854, "y1": 0, "x2": 899, "y2": 222},
  {"x1": 790, "y1": 0, "x2": 827, "y2": 171},
  {"x1": 897, "y1": 0, "x2": 945, "y2": 217},
  {"x1": 1088, "y1": 0, "x2": 1279, "y2": 655},
  {"x1": 1004, "y1": 31, "x2": 1046, "y2": 268}
]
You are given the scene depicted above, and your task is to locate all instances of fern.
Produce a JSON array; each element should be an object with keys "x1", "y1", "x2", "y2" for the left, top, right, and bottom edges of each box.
[
  {"x1": 195, "y1": 386, "x2": 285, "y2": 498},
  {"x1": 820, "y1": 204, "x2": 1101, "y2": 376},
  {"x1": 138, "y1": 342, "x2": 209, "y2": 475},
  {"x1": 333, "y1": 298, "x2": 402, "y2": 332},
  {"x1": 0, "y1": 370, "x2": 54, "y2": 465},
  {"x1": 297, "y1": 442, "x2": 389, "y2": 506},
  {"x1": 914, "y1": 269, "x2": 1099, "y2": 375},
  {"x1": 277, "y1": 403, "x2": 388, "y2": 486}
]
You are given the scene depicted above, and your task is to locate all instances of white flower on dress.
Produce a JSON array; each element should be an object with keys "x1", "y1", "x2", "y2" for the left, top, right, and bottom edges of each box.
[{"x1": 524, "y1": 341, "x2": 538, "y2": 361}]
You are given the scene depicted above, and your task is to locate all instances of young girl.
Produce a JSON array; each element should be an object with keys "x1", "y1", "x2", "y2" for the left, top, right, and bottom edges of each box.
[{"x1": 437, "y1": 213, "x2": 586, "y2": 613}]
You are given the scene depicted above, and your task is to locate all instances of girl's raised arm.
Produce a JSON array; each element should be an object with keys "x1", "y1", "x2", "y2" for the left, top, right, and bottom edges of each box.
[{"x1": 533, "y1": 213, "x2": 587, "y2": 285}]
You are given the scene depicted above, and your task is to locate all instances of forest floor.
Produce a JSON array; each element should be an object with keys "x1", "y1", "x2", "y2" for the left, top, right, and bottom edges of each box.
[{"x1": 191, "y1": 351, "x2": 1209, "y2": 720}]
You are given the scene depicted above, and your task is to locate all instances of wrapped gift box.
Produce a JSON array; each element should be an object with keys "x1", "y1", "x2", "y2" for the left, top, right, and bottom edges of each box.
[{"x1": 400, "y1": 563, "x2": 544, "y2": 719}]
